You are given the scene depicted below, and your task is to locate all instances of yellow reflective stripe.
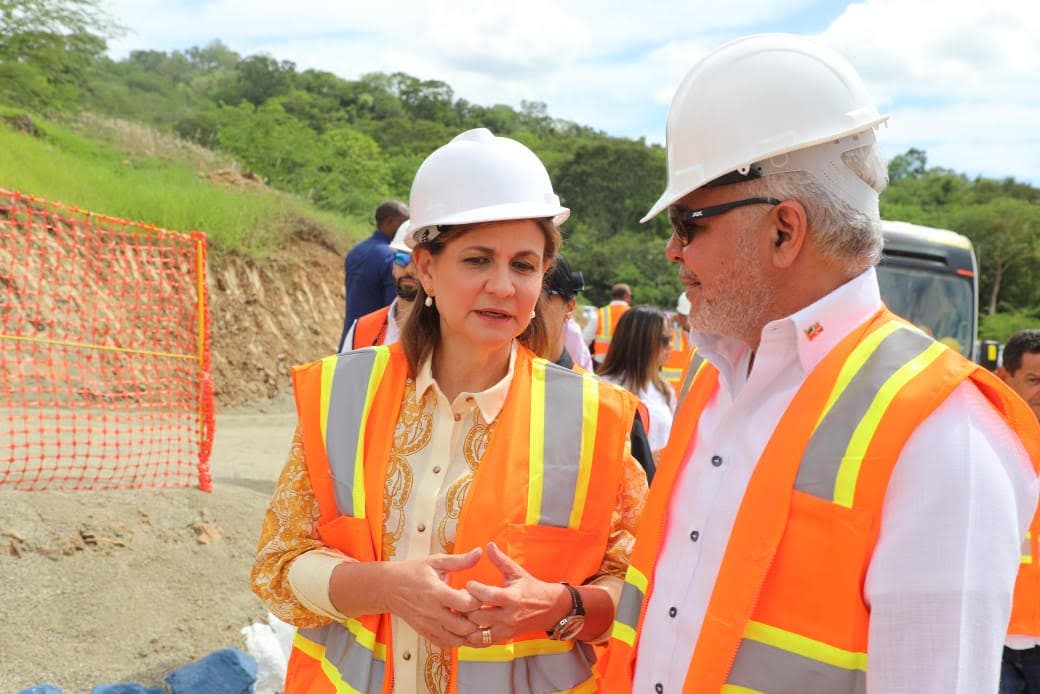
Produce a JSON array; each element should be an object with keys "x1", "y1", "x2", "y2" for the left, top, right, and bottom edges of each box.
[
  {"x1": 458, "y1": 637, "x2": 577, "y2": 662},
  {"x1": 1023, "y1": 555, "x2": 1033, "y2": 565},
  {"x1": 526, "y1": 359, "x2": 547, "y2": 525},
  {"x1": 612, "y1": 620, "x2": 637, "y2": 647},
  {"x1": 318, "y1": 355, "x2": 338, "y2": 444},
  {"x1": 662, "y1": 366, "x2": 683, "y2": 379},
  {"x1": 1024, "y1": 531, "x2": 1033, "y2": 564},
  {"x1": 625, "y1": 564, "x2": 649, "y2": 593},
  {"x1": 833, "y1": 341, "x2": 946, "y2": 507},
  {"x1": 294, "y1": 620, "x2": 387, "y2": 694},
  {"x1": 350, "y1": 347, "x2": 390, "y2": 519},
  {"x1": 567, "y1": 375, "x2": 598, "y2": 529},
  {"x1": 721, "y1": 686, "x2": 763, "y2": 694},
  {"x1": 743, "y1": 620, "x2": 867, "y2": 672},
  {"x1": 569, "y1": 675, "x2": 599, "y2": 694},
  {"x1": 814, "y1": 320, "x2": 903, "y2": 435}
]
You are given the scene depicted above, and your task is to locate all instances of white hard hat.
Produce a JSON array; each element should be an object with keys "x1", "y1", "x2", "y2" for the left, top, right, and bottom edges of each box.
[
  {"x1": 406, "y1": 128, "x2": 569, "y2": 248},
  {"x1": 676, "y1": 291, "x2": 691, "y2": 316},
  {"x1": 643, "y1": 33, "x2": 888, "y2": 222},
  {"x1": 389, "y1": 220, "x2": 411, "y2": 253}
]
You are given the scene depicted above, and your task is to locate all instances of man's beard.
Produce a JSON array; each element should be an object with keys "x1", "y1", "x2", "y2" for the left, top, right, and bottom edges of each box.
[{"x1": 395, "y1": 276, "x2": 419, "y2": 302}]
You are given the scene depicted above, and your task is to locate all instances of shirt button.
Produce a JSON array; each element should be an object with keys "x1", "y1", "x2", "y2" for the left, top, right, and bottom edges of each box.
[
  {"x1": 655, "y1": 684, "x2": 664, "y2": 693},
  {"x1": 711, "y1": 455, "x2": 723, "y2": 467},
  {"x1": 668, "y1": 606, "x2": 677, "y2": 618},
  {"x1": 690, "y1": 530, "x2": 699, "y2": 542},
  {"x1": 402, "y1": 650, "x2": 411, "y2": 661},
  {"x1": 453, "y1": 413, "x2": 461, "y2": 421},
  {"x1": 432, "y1": 466, "x2": 442, "y2": 474},
  {"x1": 417, "y1": 523, "x2": 426, "y2": 533}
]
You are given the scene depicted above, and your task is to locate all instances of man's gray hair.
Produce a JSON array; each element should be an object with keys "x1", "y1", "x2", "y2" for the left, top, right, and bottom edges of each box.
[{"x1": 743, "y1": 144, "x2": 889, "y2": 276}]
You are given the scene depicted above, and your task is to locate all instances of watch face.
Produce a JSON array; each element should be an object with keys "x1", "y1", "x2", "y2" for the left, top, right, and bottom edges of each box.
[{"x1": 556, "y1": 615, "x2": 586, "y2": 641}]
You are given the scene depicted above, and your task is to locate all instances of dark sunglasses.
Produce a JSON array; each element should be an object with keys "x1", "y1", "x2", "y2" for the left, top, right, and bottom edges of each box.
[
  {"x1": 660, "y1": 333, "x2": 672, "y2": 347},
  {"x1": 668, "y1": 196, "x2": 781, "y2": 246},
  {"x1": 392, "y1": 251, "x2": 412, "y2": 267}
]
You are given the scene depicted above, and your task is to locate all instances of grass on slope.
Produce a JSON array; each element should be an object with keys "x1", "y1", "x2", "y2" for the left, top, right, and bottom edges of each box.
[{"x1": 0, "y1": 108, "x2": 363, "y2": 257}]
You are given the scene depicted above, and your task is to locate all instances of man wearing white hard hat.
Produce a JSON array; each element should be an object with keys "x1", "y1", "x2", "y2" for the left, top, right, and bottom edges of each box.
[
  {"x1": 338, "y1": 220, "x2": 419, "y2": 350},
  {"x1": 255, "y1": 128, "x2": 647, "y2": 694},
  {"x1": 601, "y1": 33, "x2": 1040, "y2": 693}
]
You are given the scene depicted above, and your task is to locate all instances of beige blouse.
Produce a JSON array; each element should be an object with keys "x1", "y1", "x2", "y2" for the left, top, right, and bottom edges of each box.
[{"x1": 252, "y1": 346, "x2": 648, "y2": 694}]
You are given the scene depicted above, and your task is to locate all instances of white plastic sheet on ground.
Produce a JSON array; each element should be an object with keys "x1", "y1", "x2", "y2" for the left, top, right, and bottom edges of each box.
[{"x1": 242, "y1": 612, "x2": 294, "y2": 694}]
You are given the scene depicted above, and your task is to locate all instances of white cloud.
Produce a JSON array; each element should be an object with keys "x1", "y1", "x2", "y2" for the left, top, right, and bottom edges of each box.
[{"x1": 100, "y1": 0, "x2": 1038, "y2": 183}]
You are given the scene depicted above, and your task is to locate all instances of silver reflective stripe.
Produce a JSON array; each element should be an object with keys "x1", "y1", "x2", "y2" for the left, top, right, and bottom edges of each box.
[
  {"x1": 616, "y1": 581, "x2": 645, "y2": 629},
  {"x1": 325, "y1": 349, "x2": 380, "y2": 517},
  {"x1": 795, "y1": 327, "x2": 932, "y2": 500},
  {"x1": 298, "y1": 624, "x2": 385, "y2": 694},
  {"x1": 676, "y1": 351, "x2": 705, "y2": 408},
  {"x1": 538, "y1": 362, "x2": 587, "y2": 527},
  {"x1": 457, "y1": 643, "x2": 595, "y2": 692},
  {"x1": 727, "y1": 639, "x2": 866, "y2": 694}
]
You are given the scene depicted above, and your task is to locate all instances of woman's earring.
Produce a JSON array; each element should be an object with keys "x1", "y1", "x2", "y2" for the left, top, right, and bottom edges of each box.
[
  {"x1": 425, "y1": 295, "x2": 434, "y2": 308},
  {"x1": 530, "y1": 309, "x2": 536, "y2": 318}
]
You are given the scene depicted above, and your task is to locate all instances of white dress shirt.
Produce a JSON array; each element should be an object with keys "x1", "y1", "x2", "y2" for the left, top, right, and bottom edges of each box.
[
  {"x1": 601, "y1": 374, "x2": 676, "y2": 451},
  {"x1": 565, "y1": 316, "x2": 594, "y2": 371},
  {"x1": 632, "y1": 268, "x2": 1037, "y2": 694}
]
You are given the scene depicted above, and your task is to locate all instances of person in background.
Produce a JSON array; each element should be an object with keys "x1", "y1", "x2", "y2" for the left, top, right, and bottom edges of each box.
[
  {"x1": 338, "y1": 199, "x2": 409, "y2": 350},
  {"x1": 600, "y1": 33, "x2": 1039, "y2": 693},
  {"x1": 661, "y1": 291, "x2": 694, "y2": 392},
  {"x1": 597, "y1": 305, "x2": 677, "y2": 454},
  {"x1": 340, "y1": 220, "x2": 418, "y2": 350},
  {"x1": 591, "y1": 283, "x2": 632, "y2": 365},
  {"x1": 539, "y1": 254, "x2": 656, "y2": 481},
  {"x1": 998, "y1": 329, "x2": 1040, "y2": 694},
  {"x1": 253, "y1": 128, "x2": 647, "y2": 694}
]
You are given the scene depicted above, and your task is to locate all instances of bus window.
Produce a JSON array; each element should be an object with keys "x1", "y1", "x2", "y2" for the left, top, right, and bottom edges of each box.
[{"x1": 877, "y1": 266, "x2": 974, "y2": 356}]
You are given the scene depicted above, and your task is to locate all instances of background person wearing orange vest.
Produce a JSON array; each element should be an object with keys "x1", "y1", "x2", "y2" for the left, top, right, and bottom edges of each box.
[
  {"x1": 591, "y1": 283, "x2": 632, "y2": 365},
  {"x1": 252, "y1": 128, "x2": 648, "y2": 694},
  {"x1": 661, "y1": 292, "x2": 693, "y2": 392},
  {"x1": 599, "y1": 34, "x2": 1040, "y2": 694},
  {"x1": 339, "y1": 220, "x2": 419, "y2": 350},
  {"x1": 998, "y1": 329, "x2": 1040, "y2": 694}
]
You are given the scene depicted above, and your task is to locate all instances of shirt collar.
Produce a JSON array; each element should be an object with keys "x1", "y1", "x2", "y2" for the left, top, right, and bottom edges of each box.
[
  {"x1": 690, "y1": 267, "x2": 883, "y2": 377},
  {"x1": 609, "y1": 300, "x2": 629, "y2": 307},
  {"x1": 414, "y1": 342, "x2": 518, "y2": 423}
]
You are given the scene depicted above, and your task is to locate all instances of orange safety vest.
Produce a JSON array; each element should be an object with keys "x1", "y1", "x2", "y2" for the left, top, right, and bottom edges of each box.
[
  {"x1": 1011, "y1": 508, "x2": 1040, "y2": 635},
  {"x1": 287, "y1": 342, "x2": 636, "y2": 694},
  {"x1": 661, "y1": 327, "x2": 692, "y2": 392},
  {"x1": 349, "y1": 305, "x2": 392, "y2": 349},
  {"x1": 593, "y1": 303, "x2": 629, "y2": 359},
  {"x1": 600, "y1": 309, "x2": 1040, "y2": 693}
]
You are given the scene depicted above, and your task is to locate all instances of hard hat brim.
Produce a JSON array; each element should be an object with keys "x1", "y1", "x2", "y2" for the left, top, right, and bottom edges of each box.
[{"x1": 407, "y1": 202, "x2": 570, "y2": 248}]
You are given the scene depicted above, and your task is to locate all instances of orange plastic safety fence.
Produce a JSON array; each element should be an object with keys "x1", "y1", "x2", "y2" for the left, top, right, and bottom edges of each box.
[{"x1": 0, "y1": 188, "x2": 214, "y2": 491}]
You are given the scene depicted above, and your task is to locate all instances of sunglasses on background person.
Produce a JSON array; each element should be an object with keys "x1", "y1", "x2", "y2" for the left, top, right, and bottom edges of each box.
[
  {"x1": 393, "y1": 251, "x2": 412, "y2": 268},
  {"x1": 668, "y1": 197, "x2": 781, "y2": 246}
]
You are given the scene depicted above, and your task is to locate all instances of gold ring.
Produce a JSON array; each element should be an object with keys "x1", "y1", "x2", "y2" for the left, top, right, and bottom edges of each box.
[{"x1": 481, "y1": 626, "x2": 492, "y2": 646}]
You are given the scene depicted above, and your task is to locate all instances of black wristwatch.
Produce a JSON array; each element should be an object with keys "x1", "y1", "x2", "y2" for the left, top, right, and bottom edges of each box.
[{"x1": 547, "y1": 582, "x2": 586, "y2": 641}]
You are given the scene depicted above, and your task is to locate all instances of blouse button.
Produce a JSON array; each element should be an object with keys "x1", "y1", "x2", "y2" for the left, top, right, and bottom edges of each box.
[
  {"x1": 417, "y1": 523, "x2": 426, "y2": 533},
  {"x1": 432, "y1": 466, "x2": 442, "y2": 474},
  {"x1": 453, "y1": 413, "x2": 461, "y2": 422},
  {"x1": 402, "y1": 650, "x2": 412, "y2": 661}
]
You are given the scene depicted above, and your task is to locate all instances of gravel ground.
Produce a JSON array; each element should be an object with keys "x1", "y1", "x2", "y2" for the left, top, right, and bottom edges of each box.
[{"x1": 0, "y1": 400, "x2": 298, "y2": 693}]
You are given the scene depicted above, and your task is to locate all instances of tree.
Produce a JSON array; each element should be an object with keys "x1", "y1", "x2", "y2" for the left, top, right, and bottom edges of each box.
[
  {"x1": 947, "y1": 198, "x2": 1040, "y2": 315},
  {"x1": 0, "y1": 0, "x2": 121, "y2": 107},
  {"x1": 233, "y1": 53, "x2": 296, "y2": 106}
]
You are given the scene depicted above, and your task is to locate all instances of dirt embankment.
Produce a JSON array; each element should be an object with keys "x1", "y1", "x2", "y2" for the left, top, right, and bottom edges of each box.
[{"x1": 1, "y1": 234, "x2": 350, "y2": 692}]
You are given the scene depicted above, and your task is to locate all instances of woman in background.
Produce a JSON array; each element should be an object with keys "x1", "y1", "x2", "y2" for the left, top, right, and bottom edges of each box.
[{"x1": 598, "y1": 305, "x2": 677, "y2": 453}]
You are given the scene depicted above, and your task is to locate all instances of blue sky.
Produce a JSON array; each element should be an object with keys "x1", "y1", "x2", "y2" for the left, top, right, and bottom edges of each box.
[{"x1": 104, "y1": 0, "x2": 1039, "y2": 185}]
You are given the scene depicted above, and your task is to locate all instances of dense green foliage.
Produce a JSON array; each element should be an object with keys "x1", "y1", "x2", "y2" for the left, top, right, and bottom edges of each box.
[{"x1": 2, "y1": 0, "x2": 1038, "y2": 318}]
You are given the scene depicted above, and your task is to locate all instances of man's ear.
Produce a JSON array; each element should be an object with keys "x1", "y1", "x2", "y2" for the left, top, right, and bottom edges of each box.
[
  {"x1": 770, "y1": 199, "x2": 808, "y2": 269},
  {"x1": 996, "y1": 365, "x2": 1011, "y2": 383}
]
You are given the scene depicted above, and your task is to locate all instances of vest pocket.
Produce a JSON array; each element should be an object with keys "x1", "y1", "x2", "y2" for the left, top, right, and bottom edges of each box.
[
  {"x1": 506, "y1": 523, "x2": 603, "y2": 585},
  {"x1": 317, "y1": 514, "x2": 377, "y2": 563},
  {"x1": 753, "y1": 490, "x2": 874, "y2": 642}
]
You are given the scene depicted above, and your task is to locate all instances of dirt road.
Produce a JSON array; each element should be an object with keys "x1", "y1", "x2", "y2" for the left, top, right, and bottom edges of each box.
[{"x1": 0, "y1": 402, "x2": 301, "y2": 693}]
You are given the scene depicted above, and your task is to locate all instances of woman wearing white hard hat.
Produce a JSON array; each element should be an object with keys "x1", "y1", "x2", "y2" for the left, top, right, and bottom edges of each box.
[{"x1": 254, "y1": 128, "x2": 647, "y2": 694}]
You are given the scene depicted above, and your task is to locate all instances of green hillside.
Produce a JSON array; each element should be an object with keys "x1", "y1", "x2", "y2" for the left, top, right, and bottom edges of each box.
[{"x1": 1, "y1": 0, "x2": 1038, "y2": 334}]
